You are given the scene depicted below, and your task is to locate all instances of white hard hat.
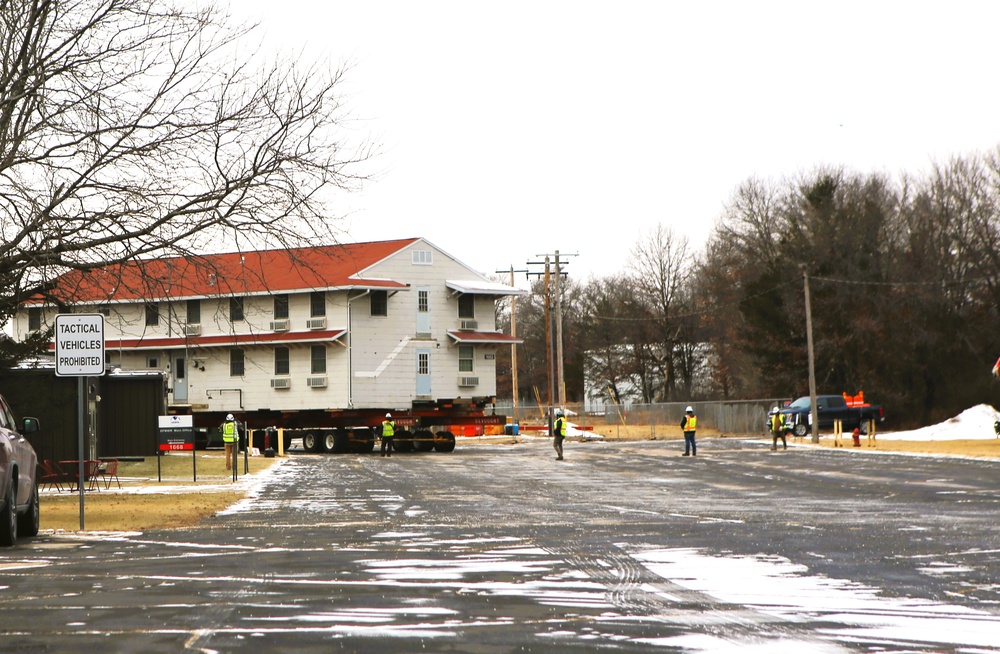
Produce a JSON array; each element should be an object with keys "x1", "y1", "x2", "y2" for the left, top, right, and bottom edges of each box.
[
  {"x1": 685, "y1": 406, "x2": 693, "y2": 413},
  {"x1": 769, "y1": 407, "x2": 779, "y2": 414},
  {"x1": 226, "y1": 413, "x2": 234, "y2": 421},
  {"x1": 385, "y1": 413, "x2": 392, "y2": 418},
  {"x1": 555, "y1": 409, "x2": 563, "y2": 417}
]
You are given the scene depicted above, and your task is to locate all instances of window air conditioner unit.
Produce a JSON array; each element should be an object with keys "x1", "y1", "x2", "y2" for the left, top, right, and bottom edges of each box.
[
  {"x1": 270, "y1": 319, "x2": 290, "y2": 332},
  {"x1": 458, "y1": 319, "x2": 477, "y2": 330},
  {"x1": 307, "y1": 376, "x2": 328, "y2": 388},
  {"x1": 306, "y1": 317, "x2": 327, "y2": 330},
  {"x1": 183, "y1": 323, "x2": 202, "y2": 336},
  {"x1": 270, "y1": 378, "x2": 291, "y2": 389},
  {"x1": 457, "y1": 376, "x2": 479, "y2": 387}
]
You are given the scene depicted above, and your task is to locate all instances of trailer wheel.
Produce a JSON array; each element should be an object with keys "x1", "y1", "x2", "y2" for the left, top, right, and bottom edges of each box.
[
  {"x1": 434, "y1": 430, "x2": 456, "y2": 453},
  {"x1": 301, "y1": 432, "x2": 321, "y2": 453},
  {"x1": 394, "y1": 429, "x2": 414, "y2": 452},
  {"x1": 323, "y1": 430, "x2": 349, "y2": 454},
  {"x1": 350, "y1": 428, "x2": 375, "y2": 453},
  {"x1": 413, "y1": 429, "x2": 435, "y2": 452}
]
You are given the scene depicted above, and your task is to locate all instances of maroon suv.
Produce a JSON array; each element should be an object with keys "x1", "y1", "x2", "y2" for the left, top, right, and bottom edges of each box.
[{"x1": 0, "y1": 393, "x2": 40, "y2": 546}]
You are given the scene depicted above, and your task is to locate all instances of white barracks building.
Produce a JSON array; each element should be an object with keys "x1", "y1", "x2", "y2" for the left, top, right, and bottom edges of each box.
[{"x1": 15, "y1": 238, "x2": 523, "y2": 417}]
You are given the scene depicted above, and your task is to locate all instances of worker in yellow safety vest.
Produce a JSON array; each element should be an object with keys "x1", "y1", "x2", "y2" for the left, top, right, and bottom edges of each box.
[
  {"x1": 769, "y1": 407, "x2": 787, "y2": 451},
  {"x1": 380, "y1": 413, "x2": 395, "y2": 458},
  {"x1": 222, "y1": 413, "x2": 239, "y2": 470},
  {"x1": 681, "y1": 406, "x2": 697, "y2": 456},
  {"x1": 553, "y1": 409, "x2": 567, "y2": 461}
]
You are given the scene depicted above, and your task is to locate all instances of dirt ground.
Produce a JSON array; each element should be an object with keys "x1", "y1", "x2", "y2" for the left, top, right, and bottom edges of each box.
[{"x1": 40, "y1": 428, "x2": 1000, "y2": 534}]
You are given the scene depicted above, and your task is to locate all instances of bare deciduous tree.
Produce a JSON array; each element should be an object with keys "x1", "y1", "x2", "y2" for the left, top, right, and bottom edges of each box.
[
  {"x1": 0, "y1": 0, "x2": 371, "y2": 362},
  {"x1": 627, "y1": 224, "x2": 693, "y2": 401}
]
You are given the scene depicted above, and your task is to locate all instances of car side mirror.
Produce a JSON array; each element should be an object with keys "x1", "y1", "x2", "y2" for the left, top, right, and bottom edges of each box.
[{"x1": 21, "y1": 417, "x2": 40, "y2": 434}]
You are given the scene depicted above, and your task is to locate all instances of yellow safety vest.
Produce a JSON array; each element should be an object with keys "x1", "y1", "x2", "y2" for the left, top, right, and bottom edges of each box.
[
  {"x1": 382, "y1": 420, "x2": 395, "y2": 437},
  {"x1": 771, "y1": 413, "x2": 783, "y2": 432},
  {"x1": 554, "y1": 417, "x2": 566, "y2": 437},
  {"x1": 223, "y1": 421, "x2": 237, "y2": 443},
  {"x1": 684, "y1": 415, "x2": 697, "y2": 431}
]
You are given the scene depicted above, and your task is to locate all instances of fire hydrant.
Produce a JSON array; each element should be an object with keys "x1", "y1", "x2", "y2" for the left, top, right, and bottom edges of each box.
[{"x1": 852, "y1": 428, "x2": 861, "y2": 447}]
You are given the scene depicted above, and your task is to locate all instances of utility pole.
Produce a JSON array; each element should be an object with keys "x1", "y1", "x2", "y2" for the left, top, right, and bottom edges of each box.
[
  {"x1": 804, "y1": 271, "x2": 819, "y2": 444},
  {"x1": 496, "y1": 266, "x2": 528, "y2": 422},
  {"x1": 527, "y1": 251, "x2": 576, "y2": 430},
  {"x1": 544, "y1": 256, "x2": 554, "y2": 410},
  {"x1": 554, "y1": 251, "x2": 565, "y2": 407}
]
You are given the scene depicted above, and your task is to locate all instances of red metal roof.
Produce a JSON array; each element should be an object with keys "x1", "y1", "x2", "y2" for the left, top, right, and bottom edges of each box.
[
  {"x1": 49, "y1": 329, "x2": 347, "y2": 352},
  {"x1": 40, "y1": 239, "x2": 420, "y2": 304}
]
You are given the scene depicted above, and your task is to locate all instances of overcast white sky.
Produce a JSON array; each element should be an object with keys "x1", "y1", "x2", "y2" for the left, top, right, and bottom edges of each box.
[{"x1": 227, "y1": 0, "x2": 1000, "y2": 285}]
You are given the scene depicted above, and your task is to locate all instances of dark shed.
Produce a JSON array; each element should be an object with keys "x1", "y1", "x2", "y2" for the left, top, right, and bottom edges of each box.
[{"x1": 0, "y1": 367, "x2": 165, "y2": 461}]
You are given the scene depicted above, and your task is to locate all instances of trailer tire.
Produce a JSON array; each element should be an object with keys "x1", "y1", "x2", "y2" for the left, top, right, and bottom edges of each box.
[
  {"x1": 301, "y1": 432, "x2": 321, "y2": 453},
  {"x1": 394, "y1": 429, "x2": 414, "y2": 452},
  {"x1": 352, "y1": 428, "x2": 375, "y2": 453},
  {"x1": 413, "y1": 429, "x2": 435, "y2": 452},
  {"x1": 434, "y1": 430, "x2": 456, "y2": 453},
  {"x1": 323, "y1": 430, "x2": 349, "y2": 454}
]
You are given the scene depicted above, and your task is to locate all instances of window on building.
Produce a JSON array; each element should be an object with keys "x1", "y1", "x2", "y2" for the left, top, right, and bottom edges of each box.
[
  {"x1": 371, "y1": 290, "x2": 387, "y2": 317},
  {"x1": 458, "y1": 345, "x2": 474, "y2": 373},
  {"x1": 310, "y1": 291, "x2": 326, "y2": 317},
  {"x1": 230, "y1": 349, "x2": 245, "y2": 377},
  {"x1": 147, "y1": 356, "x2": 159, "y2": 368},
  {"x1": 418, "y1": 290, "x2": 428, "y2": 313},
  {"x1": 458, "y1": 294, "x2": 475, "y2": 319},
  {"x1": 186, "y1": 299, "x2": 201, "y2": 324},
  {"x1": 145, "y1": 302, "x2": 159, "y2": 326},
  {"x1": 412, "y1": 249, "x2": 433, "y2": 265},
  {"x1": 28, "y1": 307, "x2": 41, "y2": 332},
  {"x1": 310, "y1": 345, "x2": 326, "y2": 374},
  {"x1": 274, "y1": 347, "x2": 290, "y2": 375},
  {"x1": 273, "y1": 294, "x2": 289, "y2": 319},
  {"x1": 230, "y1": 297, "x2": 245, "y2": 322}
]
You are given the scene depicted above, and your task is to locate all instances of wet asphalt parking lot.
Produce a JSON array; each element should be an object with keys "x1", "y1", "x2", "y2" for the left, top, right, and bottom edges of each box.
[{"x1": 2, "y1": 436, "x2": 1000, "y2": 653}]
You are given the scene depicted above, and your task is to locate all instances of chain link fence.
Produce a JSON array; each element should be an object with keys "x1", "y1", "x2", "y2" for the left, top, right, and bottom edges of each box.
[{"x1": 494, "y1": 398, "x2": 792, "y2": 437}]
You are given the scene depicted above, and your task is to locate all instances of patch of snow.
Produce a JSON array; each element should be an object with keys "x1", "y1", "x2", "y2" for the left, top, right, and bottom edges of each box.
[{"x1": 878, "y1": 404, "x2": 1000, "y2": 441}]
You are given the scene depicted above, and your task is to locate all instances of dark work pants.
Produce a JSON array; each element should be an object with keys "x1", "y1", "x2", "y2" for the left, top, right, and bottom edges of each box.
[
  {"x1": 772, "y1": 431, "x2": 787, "y2": 449},
  {"x1": 683, "y1": 432, "x2": 696, "y2": 455},
  {"x1": 381, "y1": 436, "x2": 394, "y2": 456}
]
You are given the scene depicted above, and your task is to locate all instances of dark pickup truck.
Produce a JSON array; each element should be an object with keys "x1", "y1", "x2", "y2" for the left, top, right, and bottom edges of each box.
[{"x1": 779, "y1": 394, "x2": 885, "y2": 437}]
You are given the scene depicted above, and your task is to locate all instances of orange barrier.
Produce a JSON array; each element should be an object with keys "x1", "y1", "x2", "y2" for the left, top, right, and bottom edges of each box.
[{"x1": 843, "y1": 391, "x2": 870, "y2": 408}]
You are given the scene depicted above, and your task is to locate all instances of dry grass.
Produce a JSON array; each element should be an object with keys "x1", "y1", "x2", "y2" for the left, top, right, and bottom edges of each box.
[
  {"x1": 39, "y1": 431, "x2": 1000, "y2": 534},
  {"x1": 41, "y1": 451, "x2": 280, "y2": 533}
]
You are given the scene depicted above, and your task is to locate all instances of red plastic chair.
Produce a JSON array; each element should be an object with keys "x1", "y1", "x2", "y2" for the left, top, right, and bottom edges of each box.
[
  {"x1": 39, "y1": 461, "x2": 67, "y2": 492},
  {"x1": 99, "y1": 459, "x2": 121, "y2": 490}
]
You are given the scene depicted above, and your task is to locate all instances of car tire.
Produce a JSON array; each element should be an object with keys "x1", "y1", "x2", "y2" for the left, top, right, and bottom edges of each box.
[
  {"x1": 17, "y1": 481, "x2": 39, "y2": 538},
  {"x1": 793, "y1": 423, "x2": 808, "y2": 438},
  {"x1": 0, "y1": 478, "x2": 17, "y2": 547}
]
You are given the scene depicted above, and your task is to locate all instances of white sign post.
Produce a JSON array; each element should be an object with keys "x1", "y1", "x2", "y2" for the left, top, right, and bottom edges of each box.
[{"x1": 54, "y1": 314, "x2": 105, "y2": 530}]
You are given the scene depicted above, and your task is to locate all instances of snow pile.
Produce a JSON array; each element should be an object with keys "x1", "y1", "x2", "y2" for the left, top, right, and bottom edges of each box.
[{"x1": 877, "y1": 404, "x2": 1000, "y2": 441}]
